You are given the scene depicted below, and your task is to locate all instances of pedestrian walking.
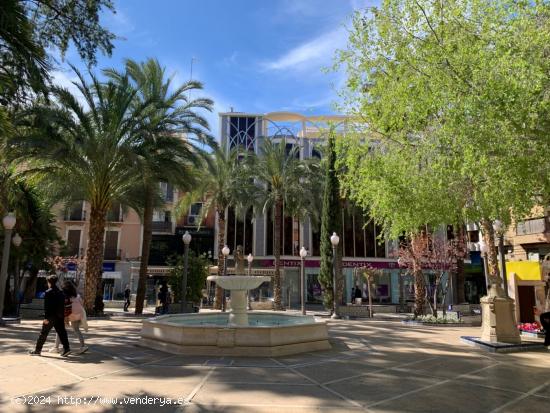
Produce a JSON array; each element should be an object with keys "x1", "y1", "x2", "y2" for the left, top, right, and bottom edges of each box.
[
  {"x1": 52, "y1": 281, "x2": 88, "y2": 354},
  {"x1": 29, "y1": 275, "x2": 71, "y2": 357},
  {"x1": 123, "y1": 284, "x2": 131, "y2": 312},
  {"x1": 158, "y1": 282, "x2": 169, "y2": 315}
]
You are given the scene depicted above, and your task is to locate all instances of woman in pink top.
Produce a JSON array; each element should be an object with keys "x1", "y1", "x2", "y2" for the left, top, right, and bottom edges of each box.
[{"x1": 54, "y1": 281, "x2": 88, "y2": 353}]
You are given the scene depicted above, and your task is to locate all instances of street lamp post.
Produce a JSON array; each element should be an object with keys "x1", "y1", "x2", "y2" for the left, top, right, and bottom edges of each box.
[
  {"x1": 181, "y1": 231, "x2": 192, "y2": 313},
  {"x1": 300, "y1": 247, "x2": 307, "y2": 315},
  {"x1": 221, "y1": 245, "x2": 230, "y2": 312},
  {"x1": 479, "y1": 240, "x2": 490, "y2": 291},
  {"x1": 0, "y1": 213, "x2": 16, "y2": 322},
  {"x1": 330, "y1": 232, "x2": 341, "y2": 319},
  {"x1": 247, "y1": 253, "x2": 253, "y2": 310},
  {"x1": 493, "y1": 220, "x2": 509, "y2": 298},
  {"x1": 12, "y1": 233, "x2": 22, "y2": 317}
]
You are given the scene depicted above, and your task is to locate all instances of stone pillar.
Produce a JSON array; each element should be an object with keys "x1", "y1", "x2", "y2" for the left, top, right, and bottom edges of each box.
[
  {"x1": 480, "y1": 284, "x2": 521, "y2": 344},
  {"x1": 228, "y1": 289, "x2": 248, "y2": 326}
]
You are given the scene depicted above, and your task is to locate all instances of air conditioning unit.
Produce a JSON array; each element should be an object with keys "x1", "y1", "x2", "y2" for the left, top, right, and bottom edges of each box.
[{"x1": 187, "y1": 215, "x2": 198, "y2": 226}]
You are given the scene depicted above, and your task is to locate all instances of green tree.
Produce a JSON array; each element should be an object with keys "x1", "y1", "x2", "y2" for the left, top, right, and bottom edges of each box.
[
  {"x1": 167, "y1": 252, "x2": 209, "y2": 305},
  {"x1": 8, "y1": 68, "x2": 148, "y2": 314},
  {"x1": 318, "y1": 130, "x2": 343, "y2": 311},
  {"x1": 252, "y1": 139, "x2": 319, "y2": 310},
  {"x1": 105, "y1": 58, "x2": 213, "y2": 314},
  {"x1": 177, "y1": 148, "x2": 252, "y2": 310},
  {"x1": 0, "y1": 0, "x2": 115, "y2": 105},
  {"x1": 0, "y1": 165, "x2": 60, "y2": 315},
  {"x1": 336, "y1": 0, "x2": 550, "y2": 293}
]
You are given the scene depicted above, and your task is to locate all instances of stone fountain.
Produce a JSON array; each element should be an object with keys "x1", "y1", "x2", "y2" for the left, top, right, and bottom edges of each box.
[{"x1": 139, "y1": 252, "x2": 330, "y2": 356}]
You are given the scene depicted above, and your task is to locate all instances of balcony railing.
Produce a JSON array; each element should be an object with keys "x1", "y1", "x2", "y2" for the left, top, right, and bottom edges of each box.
[
  {"x1": 516, "y1": 217, "x2": 549, "y2": 236},
  {"x1": 64, "y1": 210, "x2": 86, "y2": 221},
  {"x1": 104, "y1": 248, "x2": 122, "y2": 260},
  {"x1": 151, "y1": 221, "x2": 173, "y2": 233},
  {"x1": 66, "y1": 247, "x2": 85, "y2": 257}
]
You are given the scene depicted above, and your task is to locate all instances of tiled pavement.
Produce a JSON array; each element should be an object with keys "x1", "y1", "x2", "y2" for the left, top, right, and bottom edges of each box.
[{"x1": 1, "y1": 315, "x2": 549, "y2": 412}]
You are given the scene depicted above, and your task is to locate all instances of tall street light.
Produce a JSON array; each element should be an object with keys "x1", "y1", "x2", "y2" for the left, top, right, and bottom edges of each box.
[
  {"x1": 493, "y1": 220, "x2": 509, "y2": 297},
  {"x1": 0, "y1": 213, "x2": 16, "y2": 322},
  {"x1": 12, "y1": 233, "x2": 22, "y2": 317},
  {"x1": 479, "y1": 239, "x2": 490, "y2": 291},
  {"x1": 247, "y1": 253, "x2": 253, "y2": 310},
  {"x1": 221, "y1": 245, "x2": 230, "y2": 312},
  {"x1": 181, "y1": 231, "x2": 192, "y2": 313},
  {"x1": 330, "y1": 232, "x2": 341, "y2": 319},
  {"x1": 300, "y1": 246, "x2": 307, "y2": 315}
]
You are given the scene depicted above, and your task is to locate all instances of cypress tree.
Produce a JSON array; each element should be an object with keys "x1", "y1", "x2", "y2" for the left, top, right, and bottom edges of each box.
[{"x1": 318, "y1": 130, "x2": 343, "y2": 311}]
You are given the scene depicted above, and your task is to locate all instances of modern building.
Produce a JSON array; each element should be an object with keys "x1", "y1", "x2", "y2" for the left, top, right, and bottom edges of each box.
[{"x1": 217, "y1": 111, "x2": 416, "y2": 308}]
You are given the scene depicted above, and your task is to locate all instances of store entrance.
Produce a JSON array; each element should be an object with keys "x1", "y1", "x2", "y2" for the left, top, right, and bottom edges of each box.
[{"x1": 517, "y1": 285, "x2": 536, "y2": 323}]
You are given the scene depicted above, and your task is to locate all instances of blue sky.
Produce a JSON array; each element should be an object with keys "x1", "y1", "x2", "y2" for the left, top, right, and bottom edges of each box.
[{"x1": 53, "y1": 0, "x2": 375, "y2": 137}]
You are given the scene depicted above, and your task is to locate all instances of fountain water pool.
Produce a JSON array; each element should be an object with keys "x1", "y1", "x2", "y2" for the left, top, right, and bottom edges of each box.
[{"x1": 139, "y1": 275, "x2": 331, "y2": 357}]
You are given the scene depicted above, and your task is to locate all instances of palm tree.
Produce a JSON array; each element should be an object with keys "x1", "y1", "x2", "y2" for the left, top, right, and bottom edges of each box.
[
  {"x1": 8, "y1": 68, "x2": 148, "y2": 314},
  {"x1": 177, "y1": 148, "x2": 253, "y2": 309},
  {"x1": 105, "y1": 58, "x2": 214, "y2": 314},
  {"x1": 252, "y1": 139, "x2": 319, "y2": 310}
]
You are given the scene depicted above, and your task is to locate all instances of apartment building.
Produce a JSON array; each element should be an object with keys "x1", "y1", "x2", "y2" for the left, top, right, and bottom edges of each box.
[{"x1": 54, "y1": 184, "x2": 216, "y2": 302}]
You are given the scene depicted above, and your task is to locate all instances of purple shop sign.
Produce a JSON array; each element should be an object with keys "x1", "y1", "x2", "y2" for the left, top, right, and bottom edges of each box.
[{"x1": 258, "y1": 259, "x2": 399, "y2": 269}]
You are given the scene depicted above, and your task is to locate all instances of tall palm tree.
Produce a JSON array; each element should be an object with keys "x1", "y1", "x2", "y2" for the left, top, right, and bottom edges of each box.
[
  {"x1": 177, "y1": 148, "x2": 253, "y2": 309},
  {"x1": 105, "y1": 58, "x2": 214, "y2": 314},
  {"x1": 8, "y1": 68, "x2": 148, "y2": 313},
  {"x1": 252, "y1": 139, "x2": 319, "y2": 310}
]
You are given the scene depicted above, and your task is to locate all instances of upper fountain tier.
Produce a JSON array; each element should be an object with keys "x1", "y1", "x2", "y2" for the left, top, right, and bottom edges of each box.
[{"x1": 207, "y1": 275, "x2": 271, "y2": 291}]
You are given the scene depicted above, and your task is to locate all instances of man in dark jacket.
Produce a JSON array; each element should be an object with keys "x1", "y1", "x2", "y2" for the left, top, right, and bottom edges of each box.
[
  {"x1": 29, "y1": 275, "x2": 71, "y2": 356},
  {"x1": 123, "y1": 285, "x2": 131, "y2": 312}
]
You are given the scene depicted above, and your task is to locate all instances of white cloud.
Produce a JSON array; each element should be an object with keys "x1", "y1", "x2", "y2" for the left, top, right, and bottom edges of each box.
[{"x1": 262, "y1": 27, "x2": 347, "y2": 72}]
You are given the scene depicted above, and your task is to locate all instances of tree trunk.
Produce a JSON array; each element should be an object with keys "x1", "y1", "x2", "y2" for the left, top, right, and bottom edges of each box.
[
  {"x1": 455, "y1": 226, "x2": 466, "y2": 303},
  {"x1": 411, "y1": 235, "x2": 426, "y2": 318},
  {"x1": 135, "y1": 190, "x2": 154, "y2": 314},
  {"x1": 213, "y1": 206, "x2": 225, "y2": 310},
  {"x1": 273, "y1": 199, "x2": 283, "y2": 310},
  {"x1": 433, "y1": 279, "x2": 439, "y2": 318},
  {"x1": 85, "y1": 206, "x2": 106, "y2": 314},
  {"x1": 455, "y1": 258, "x2": 465, "y2": 303},
  {"x1": 480, "y1": 219, "x2": 499, "y2": 281}
]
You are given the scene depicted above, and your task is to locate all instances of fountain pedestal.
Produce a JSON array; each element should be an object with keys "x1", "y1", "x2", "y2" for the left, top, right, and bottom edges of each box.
[
  {"x1": 228, "y1": 289, "x2": 248, "y2": 326},
  {"x1": 207, "y1": 275, "x2": 271, "y2": 326}
]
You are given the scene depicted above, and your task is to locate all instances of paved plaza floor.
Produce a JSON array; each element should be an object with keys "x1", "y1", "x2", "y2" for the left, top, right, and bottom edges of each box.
[{"x1": 1, "y1": 315, "x2": 549, "y2": 412}]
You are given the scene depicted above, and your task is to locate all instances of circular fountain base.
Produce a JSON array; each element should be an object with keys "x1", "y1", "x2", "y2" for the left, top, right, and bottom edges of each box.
[{"x1": 139, "y1": 312, "x2": 331, "y2": 357}]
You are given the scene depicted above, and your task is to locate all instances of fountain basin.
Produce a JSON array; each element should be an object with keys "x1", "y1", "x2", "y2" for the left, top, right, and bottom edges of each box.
[{"x1": 139, "y1": 312, "x2": 331, "y2": 357}]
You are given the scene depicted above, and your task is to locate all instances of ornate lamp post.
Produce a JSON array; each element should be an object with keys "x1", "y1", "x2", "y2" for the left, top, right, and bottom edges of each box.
[
  {"x1": 12, "y1": 233, "x2": 22, "y2": 317},
  {"x1": 330, "y1": 232, "x2": 341, "y2": 319},
  {"x1": 247, "y1": 253, "x2": 253, "y2": 310},
  {"x1": 300, "y1": 246, "x2": 307, "y2": 315},
  {"x1": 0, "y1": 213, "x2": 16, "y2": 322},
  {"x1": 492, "y1": 220, "x2": 509, "y2": 297},
  {"x1": 180, "y1": 231, "x2": 192, "y2": 313},
  {"x1": 221, "y1": 245, "x2": 230, "y2": 312},
  {"x1": 478, "y1": 220, "x2": 520, "y2": 344},
  {"x1": 479, "y1": 240, "x2": 490, "y2": 291}
]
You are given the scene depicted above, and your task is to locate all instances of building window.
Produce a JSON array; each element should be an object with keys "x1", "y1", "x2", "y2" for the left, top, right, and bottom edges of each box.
[
  {"x1": 66, "y1": 229, "x2": 81, "y2": 256},
  {"x1": 189, "y1": 203, "x2": 203, "y2": 217},
  {"x1": 104, "y1": 231, "x2": 119, "y2": 260},
  {"x1": 229, "y1": 116, "x2": 256, "y2": 152},
  {"x1": 226, "y1": 207, "x2": 254, "y2": 254}
]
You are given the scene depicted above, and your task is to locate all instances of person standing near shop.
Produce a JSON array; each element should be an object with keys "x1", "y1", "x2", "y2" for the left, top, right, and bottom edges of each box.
[
  {"x1": 123, "y1": 284, "x2": 131, "y2": 312},
  {"x1": 29, "y1": 275, "x2": 71, "y2": 357}
]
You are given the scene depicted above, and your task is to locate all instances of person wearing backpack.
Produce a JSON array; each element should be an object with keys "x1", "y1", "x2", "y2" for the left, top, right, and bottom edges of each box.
[
  {"x1": 29, "y1": 275, "x2": 71, "y2": 357},
  {"x1": 53, "y1": 280, "x2": 89, "y2": 354}
]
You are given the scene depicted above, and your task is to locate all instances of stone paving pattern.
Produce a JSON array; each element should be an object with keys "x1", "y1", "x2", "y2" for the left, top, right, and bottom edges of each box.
[{"x1": 1, "y1": 316, "x2": 549, "y2": 412}]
